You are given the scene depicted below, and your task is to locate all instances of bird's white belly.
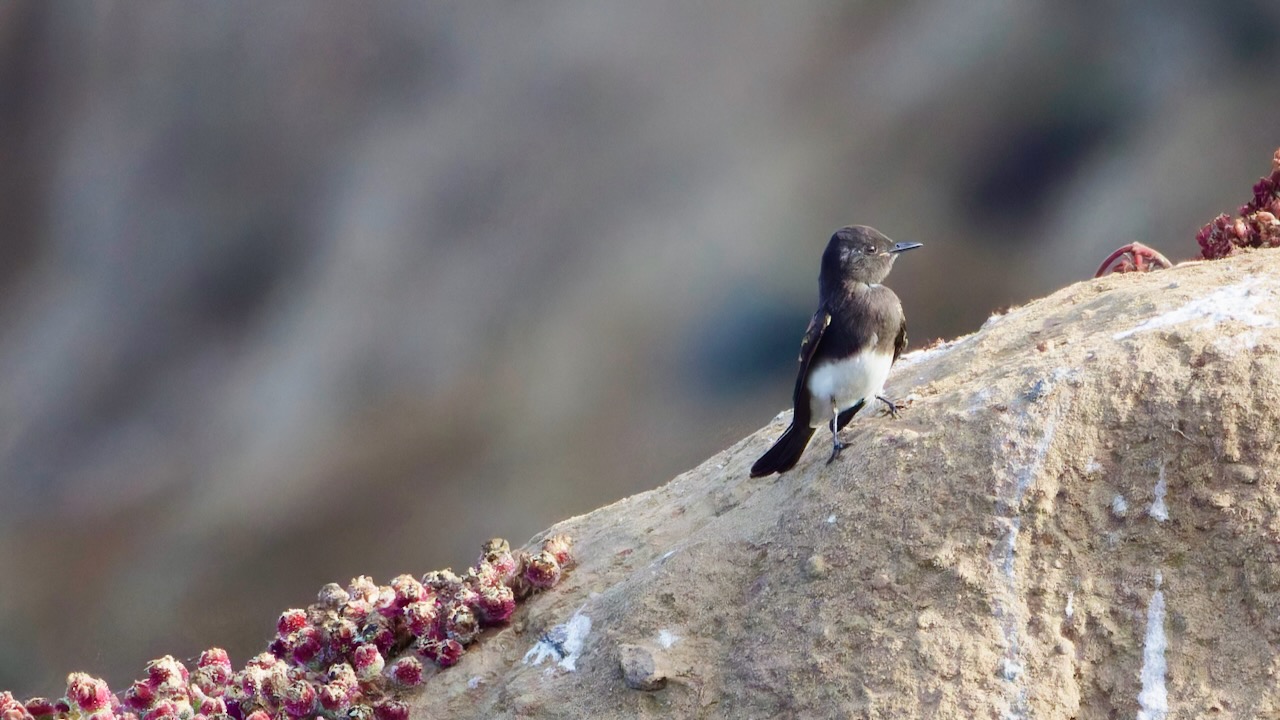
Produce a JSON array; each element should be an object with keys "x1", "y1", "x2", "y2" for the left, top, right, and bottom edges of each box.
[{"x1": 806, "y1": 350, "x2": 894, "y2": 428}]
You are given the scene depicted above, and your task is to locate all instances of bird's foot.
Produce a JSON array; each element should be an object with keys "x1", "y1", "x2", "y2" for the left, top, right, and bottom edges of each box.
[
  {"x1": 877, "y1": 395, "x2": 909, "y2": 419},
  {"x1": 826, "y1": 439, "x2": 845, "y2": 465}
]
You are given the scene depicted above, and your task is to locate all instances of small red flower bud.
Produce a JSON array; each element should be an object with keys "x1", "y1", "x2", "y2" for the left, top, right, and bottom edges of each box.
[
  {"x1": 282, "y1": 680, "x2": 315, "y2": 718},
  {"x1": 434, "y1": 638, "x2": 465, "y2": 668},
  {"x1": 0, "y1": 692, "x2": 22, "y2": 713},
  {"x1": 124, "y1": 680, "x2": 156, "y2": 711},
  {"x1": 67, "y1": 673, "x2": 113, "y2": 713},
  {"x1": 261, "y1": 666, "x2": 291, "y2": 704},
  {"x1": 326, "y1": 662, "x2": 357, "y2": 690},
  {"x1": 317, "y1": 582, "x2": 350, "y2": 609},
  {"x1": 373, "y1": 585, "x2": 399, "y2": 619},
  {"x1": 197, "y1": 695, "x2": 227, "y2": 716},
  {"x1": 373, "y1": 699, "x2": 409, "y2": 720},
  {"x1": 386, "y1": 656, "x2": 425, "y2": 687},
  {"x1": 0, "y1": 692, "x2": 30, "y2": 720},
  {"x1": 351, "y1": 644, "x2": 385, "y2": 681},
  {"x1": 363, "y1": 617, "x2": 397, "y2": 654},
  {"x1": 342, "y1": 599, "x2": 372, "y2": 624},
  {"x1": 144, "y1": 699, "x2": 179, "y2": 720},
  {"x1": 390, "y1": 574, "x2": 425, "y2": 608},
  {"x1": 317, "y1": 683, "x2": 351, "y2": 713},
  {"x1": 267, "y1": 637, "x2": 288, "y2": 659},
  {"x1": 326, "y1": 617, "x2": 360, "y2": 657},
  {"x1": 347, "y1": 576, "x2": 380, "y2": 604},
  {"x1": 144, "y1": 656, "x2": 188, "y2": 697},
  {"x1": 422, "y1": 569, "x2": 463, "y2": 593},
  {"x1": 444, "y1": 604, "x2": 479, "y2": 645},
  {"x1": 403, "y1": 600, "x2": 439, "y2": 637},
  {"x1": 192, "y1": 648, "x2": 233, "y2": 694},
  {"x1": 524, "y1": 550, "x2": 563, "y2": 590},
  {"x1": 289, "y1": 626, "x2": 324, "y2": 666},
  {"x1": 197, "y1": 647, "x2": 231, "y2": 671},
  {"x1": 276, "y1": 609, "x2": 308, "y2": 638},
  {"x1": 246, "y1": 652, "x2": 278, "y2": 671},
  {"x1": 22, "y1": 697, "x2": 56, "y2": 719},
  {"x1": 541, "y1": 534, "x2": 575, "y2": 568},
  {"x1": 469, "y1": 562, "x2": 500, "y2": 589},
  {"x1": 473, "y1": 585, "x2": 517, "y2": 625}
]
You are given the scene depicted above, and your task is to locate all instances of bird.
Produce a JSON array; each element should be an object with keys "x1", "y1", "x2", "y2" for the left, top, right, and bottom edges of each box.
[{"x1": 750, "y1": 225, "x2": 922, "y2": 477}]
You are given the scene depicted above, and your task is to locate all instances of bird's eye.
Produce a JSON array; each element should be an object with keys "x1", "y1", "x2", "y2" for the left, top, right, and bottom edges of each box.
[{"x1": 863, "y1": 245, "x2": 876, "y2": 255}]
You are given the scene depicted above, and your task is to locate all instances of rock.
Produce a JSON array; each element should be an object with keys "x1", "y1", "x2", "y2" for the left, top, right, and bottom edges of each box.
[
  {"x1": 1228, "y1": 464, "x2": 1259, "y2": 484},
  {"x1": 410, "y1": 250, "x2": 1280, "y2": 718},
  {"x1": 804, "y1": 554, "x2": 829, "y2": 579},
  {"x1": 617, "y1": 645, "x2": 667, "y2": 691}
]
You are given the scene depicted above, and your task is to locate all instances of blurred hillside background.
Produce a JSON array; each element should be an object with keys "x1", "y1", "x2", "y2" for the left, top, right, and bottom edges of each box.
[{"x1": 1, "y1": 0, "x2": 1277, "y2": 698}]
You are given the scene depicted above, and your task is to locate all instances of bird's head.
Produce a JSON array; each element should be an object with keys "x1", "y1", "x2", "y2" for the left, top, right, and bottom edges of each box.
[{"x1": 819, "y1": 225, "x2": 921, "y2": 292}]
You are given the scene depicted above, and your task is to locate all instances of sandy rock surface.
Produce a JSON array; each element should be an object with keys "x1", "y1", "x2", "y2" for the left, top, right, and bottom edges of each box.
[{"x1": 412, "y1": 250, "x2": 1280, "y2": 719}]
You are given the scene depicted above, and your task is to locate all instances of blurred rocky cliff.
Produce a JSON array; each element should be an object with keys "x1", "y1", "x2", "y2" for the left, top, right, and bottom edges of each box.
[{"x1": 0, "y1": 0, "x2": 1277, "y2": 697}]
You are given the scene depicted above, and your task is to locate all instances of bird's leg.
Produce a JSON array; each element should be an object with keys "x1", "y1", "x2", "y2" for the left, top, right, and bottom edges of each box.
[
  {"x1": 876, "y1": 395, "x2": 907, "y2": 419},
  {"x1": 826, "y1": 404, "x2": 845, "y2": 464}
]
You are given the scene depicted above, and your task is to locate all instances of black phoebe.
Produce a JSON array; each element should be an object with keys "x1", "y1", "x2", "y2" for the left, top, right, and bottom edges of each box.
[{"x1": 750, "y1": 226, "x2": 921, "y2": 477}]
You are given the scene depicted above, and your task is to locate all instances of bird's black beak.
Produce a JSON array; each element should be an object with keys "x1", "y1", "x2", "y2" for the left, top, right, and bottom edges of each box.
[{"x1": 888, "y1": 241, "x2": 923, "y2": 254}]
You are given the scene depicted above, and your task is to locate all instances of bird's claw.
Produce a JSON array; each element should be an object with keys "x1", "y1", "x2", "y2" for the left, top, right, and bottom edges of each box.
[
  {"x1": 826, "y1": 440, "x2": 845, "y2": 465},
  {"x1": 877, "y1": 395, "x2": 908, "y2": 419}
]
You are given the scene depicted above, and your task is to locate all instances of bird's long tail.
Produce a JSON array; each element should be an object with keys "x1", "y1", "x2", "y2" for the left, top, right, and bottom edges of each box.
[{"x1": 750, "y1": 423, "x2": 815, "y2": 477}]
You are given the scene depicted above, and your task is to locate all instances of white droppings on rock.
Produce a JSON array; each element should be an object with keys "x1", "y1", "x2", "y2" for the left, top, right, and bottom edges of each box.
[
  {"x1": 1084, "y1": 458, "x2": 1102, "y2": 475},
  {"x1": 1114, "y1": 276, "x2": 1277, "y2": 340},
  {"x1": 999, "y1": 657, "x2": 1024, "y2": 681},
  {"x1": 1111, "y1": 494, "x2": 1128, "y2": 518},
  {"x1": 988, "y1": 377, "x2": 1066, "y2": 719},
  {"x1": 467, "y1": 676, "x2": 484, "y2": 689},
  {"x1": 968, "y1": 387, "x2": 994, "y2": 413},
  {"x1": 523, "y1": 608, "x2": 592, "y2": 672},
  {"x1": 1064, "y1": 592, "x2": 1074, "y2": 620},
  {"x1": 825, "y1": 514, "x2": 837, "y2": 525},
  {"x1": 657, "y1": 629, "x2": 679, "y2": 649},
  {"x1": 1150, "y1": 466, "x2": 1169, "y2": 522},
  {"x1": 1137, "y1": 572, "x2": 1168, "y2": 720},
  {"x1": 1050, "y1": 366, "x2": 1079, "y2": 384},
  {"x1": 1214, "y1": 328, "x2": 1265, "y2": 353}
]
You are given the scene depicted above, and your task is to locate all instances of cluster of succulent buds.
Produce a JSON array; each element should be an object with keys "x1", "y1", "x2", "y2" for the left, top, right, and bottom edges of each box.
[
  {"x1": 1197, "y1": 147, "x2": 1280, "y2": 259},
  {"x1": 0, "y1": 535, "x2": 574, "y2": 720}
]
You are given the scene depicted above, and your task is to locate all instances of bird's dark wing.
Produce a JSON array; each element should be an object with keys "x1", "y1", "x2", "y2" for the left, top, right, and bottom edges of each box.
[
  {"x1": 790, "y1": 308, "x2": 831, "y2": 426},
  {"x1": 892, "y1": 318, "x2": 907, "y2": 363}
]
